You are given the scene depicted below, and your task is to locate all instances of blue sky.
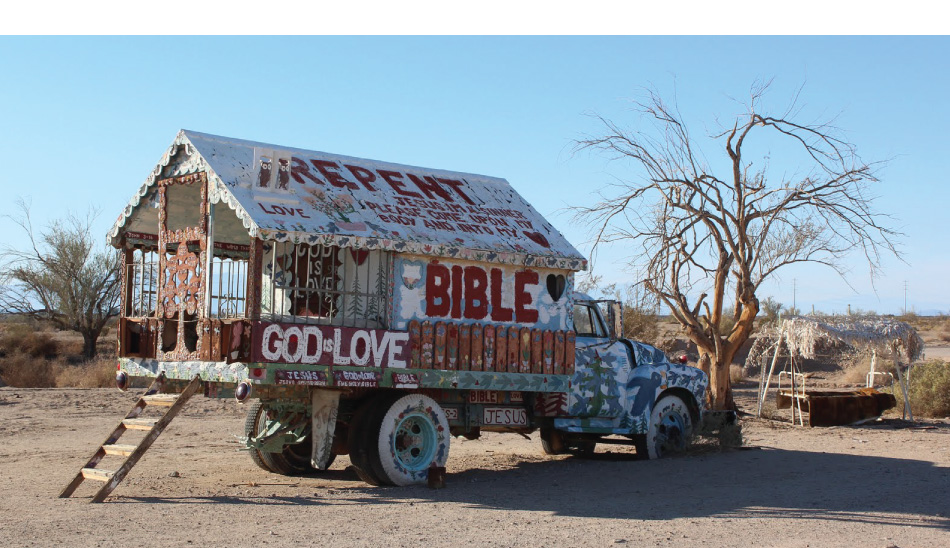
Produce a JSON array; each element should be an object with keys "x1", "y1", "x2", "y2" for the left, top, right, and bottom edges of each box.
[{"x1": 1, "y1": 36, "x2": 947, "y2": 314}]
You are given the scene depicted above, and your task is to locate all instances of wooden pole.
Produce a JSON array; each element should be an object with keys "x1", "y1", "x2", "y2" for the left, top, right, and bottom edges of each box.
[
  {"x1": 757, "y1": 332, "x2": 784, "y2": 417},
  {"x1": 893, "y1": 349, "x2": 913, "y2": 421}
]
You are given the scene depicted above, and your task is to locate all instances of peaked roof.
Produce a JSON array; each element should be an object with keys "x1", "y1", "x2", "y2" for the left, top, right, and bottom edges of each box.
[{"x1": 108, "y1": 130, "x2": 587, "y2": 271}]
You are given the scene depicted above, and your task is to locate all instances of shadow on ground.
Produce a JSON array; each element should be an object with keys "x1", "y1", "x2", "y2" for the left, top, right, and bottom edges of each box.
[{"x1": 123, "y1": 444, "x2": 950, "y2": 531}]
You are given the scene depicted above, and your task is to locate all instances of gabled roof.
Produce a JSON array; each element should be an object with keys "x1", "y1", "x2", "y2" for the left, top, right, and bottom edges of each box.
[{"x1": 109, "y1": 130, "x2": 587, "y2": 271}]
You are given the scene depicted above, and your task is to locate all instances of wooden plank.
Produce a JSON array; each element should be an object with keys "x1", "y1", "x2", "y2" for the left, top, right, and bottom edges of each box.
[
  {"x1": 507, "y1": 327, "x2": 520, "y2": 373},
  {"x1": 102, "y1": 444, "x2": 138, "y2": 457},
  {"x1": 542, "y1": 330, "x2": 554, "y2": 375},
  {"x1": 433, "y1": 322, "x2": 447, "y2": 369},
  {"x1": 565, "y1": 331, "x2": 576, "y2": 374},
  {"x1": 482, "y1": 324, "x2": 495, "y2": 372},
  {"x1": 458, "y1": 324, "x2": 471, "y2": 371},
  {"x1": 554, "y1": 331, "x2": 565, "y2": 375},
  {"x1": 408, "y1": 320, "x2": 422, "y2": 369},
  {"x1": 531, "y1": 328, "x2": 543, "y2": 374},
  {"x1": 81, "y1": 468, "x2": 115, "y2": 482},
  {"x1": 142, "y1": 394, "x2": 179, "y2": 407},
  {"x1": 494, "y1": 326, "x2": 507, "y2": 372},
  {"x1": 446, "y1": 323, "x2": 459, "y2": 370},
  {"x1": 421, "y1": 321, "x2": 434, "y2": 369},
  {"x1": 122, "y1": 418, "x2": 158, "y2": 430},
  {"x1": 520, "y1": 327, "x2": 532, "y2": 374},
  {"x1": 210, "y1": 319, "x2": 222, "y2": 361},
  {"x1": 470, "y1": 324, "x2": 484, "y2": 372}
]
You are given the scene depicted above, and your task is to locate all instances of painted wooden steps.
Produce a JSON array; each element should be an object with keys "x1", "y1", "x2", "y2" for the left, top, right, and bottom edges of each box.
[{"x1": 59, "y1": 374, "x2": 202, "y2": 503}]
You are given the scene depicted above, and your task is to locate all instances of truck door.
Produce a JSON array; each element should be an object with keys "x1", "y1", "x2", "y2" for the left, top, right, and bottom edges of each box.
[{"x1": 567, "y1": 301, "x2": 634, "y2": 418}]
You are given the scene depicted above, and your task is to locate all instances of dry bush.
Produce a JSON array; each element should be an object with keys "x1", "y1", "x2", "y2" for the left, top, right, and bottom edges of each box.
[
  {"x1": 758, "y1": 400, "x2": 780, "y2": 420},
  {"x1": 655, "y1": 335, "x2": 682, "y2": 357},
  {"x1": 622, "y1": 307, "x2": 660, "y2": 346},
  {"x1": 0, "y1": 354, "x2": 56, "y2": 387},
  {"x1": 839, "y1": 354, "x2": 899, "y2": 386},
  {"x1": 840, "y1": 356, "x2": 872, "y2": 385},
  {"x1": 892, "y1": 359, "x2": 950, "y2": 418},
  {"x1": 59, "y1": 339, "x2": 85, "y2": 357},
  {"x1": 0, "y1": 324, "x2": 60, "y2": 358},
  {"x1": 939, "y1": 319, "x2": 950, "y2": 343},
  {"x1": 730, "y1": 364, "x2": 744, "y2": 384},
  {"x1": 0, "y1": 356, "x2": 116, "y2": 388},
  {"x1": 54, "y1": 359, "x2": 116, "y2": 388}
]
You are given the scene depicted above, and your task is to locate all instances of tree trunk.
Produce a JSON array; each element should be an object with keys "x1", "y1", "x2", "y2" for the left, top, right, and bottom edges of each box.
[
  {"x1": 696, "y1": 349, "x2": 735, "y2": 411},
  {"x1": 709, "y1": 357, "x2": 734, "y2": 411},
  {"x1": 81, "y1": 331, "x2": 98, "y2": 359}
]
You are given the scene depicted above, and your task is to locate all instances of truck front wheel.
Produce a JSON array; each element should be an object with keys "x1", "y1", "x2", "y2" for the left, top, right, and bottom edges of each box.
[{"x1": 636, "y1": 394, "x2": 695, "y2": 460}]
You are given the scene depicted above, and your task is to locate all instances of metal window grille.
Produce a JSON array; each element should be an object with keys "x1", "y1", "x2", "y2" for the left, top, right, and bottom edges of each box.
[
  {"x1": 210, "y1": 256, "x2": 248, "y2": 319},
  {"x1": 261, "y1": 242, "x2": 390, "y2": 329},
  {"x1": 126, "y1": 249, "x2": 158, "y2": 318}
]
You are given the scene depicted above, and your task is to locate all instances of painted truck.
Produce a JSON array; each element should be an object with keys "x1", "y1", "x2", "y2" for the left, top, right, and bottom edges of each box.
[{"x1": 109, "y1": 130, "x2": 718, "y2": 486}]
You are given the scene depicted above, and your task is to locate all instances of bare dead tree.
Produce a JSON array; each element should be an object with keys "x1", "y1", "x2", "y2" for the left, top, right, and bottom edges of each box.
[
  {"x1": 573, "y1": 82, "x2": 900, "y2": 410},
  {"x1": 0, "y1": 200, "x2": 121, "y2": 359}
]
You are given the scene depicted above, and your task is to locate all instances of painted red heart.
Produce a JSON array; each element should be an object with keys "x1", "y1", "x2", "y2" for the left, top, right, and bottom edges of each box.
[
  {"x1": 523, "y1": 231, "x2": 550, "y2": 248},
  {"x1": 350, "y1": 248, "x2": 369, "y2": 265}
]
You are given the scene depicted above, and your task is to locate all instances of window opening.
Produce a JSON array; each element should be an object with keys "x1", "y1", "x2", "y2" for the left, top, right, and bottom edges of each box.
[
  {"x1": 125, "y1": 248, "x2": 158, "y2": 318},
  {"x1": 573, "y1": 303, "x2": 606, "y2": 337},
  {"x1": 261, "y1": 242, "x2": 389, "y2": 328},
  {"x1": 210, "y1": 252, "x2": 248, "y2": 319}
]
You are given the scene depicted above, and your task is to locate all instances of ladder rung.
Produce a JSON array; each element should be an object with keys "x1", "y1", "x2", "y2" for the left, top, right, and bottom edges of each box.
[
  {"x1": 142, "y1": 394, "x2": 179, "y2": 406},
  {"x1": 81, "y1": 468, "x2": 115, "y2": 481},
  {"x1": 103, "y1": 444, "x2": 138, "y2": 456},
  {"x1": 122, "y1": 418, "x2": 157, "y2": 430}
]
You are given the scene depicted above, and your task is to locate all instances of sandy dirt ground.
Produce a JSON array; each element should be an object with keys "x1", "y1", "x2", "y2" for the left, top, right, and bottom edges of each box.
[{"x1": 1, "y1": 385, "x2": 948, "y2": 548}]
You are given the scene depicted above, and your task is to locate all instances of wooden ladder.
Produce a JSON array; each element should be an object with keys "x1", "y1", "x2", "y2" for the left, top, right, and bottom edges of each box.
[{"x1": 59, "y1": 374, "x2": 203, "y2": 503}]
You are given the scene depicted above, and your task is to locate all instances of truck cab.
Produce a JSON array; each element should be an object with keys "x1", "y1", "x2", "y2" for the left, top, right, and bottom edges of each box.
[{"x1": 545, "y1": 296, "x2": 707, "y2": 458}]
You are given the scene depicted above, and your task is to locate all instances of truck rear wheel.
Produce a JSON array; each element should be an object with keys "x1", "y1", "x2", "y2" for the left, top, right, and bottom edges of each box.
[
  {"x1": 637, "y1": 394, "x2": 694, "y2": 459},
  {"x1": 378, "y1": 394, "x2": 450, "y2": 486},
  {"x1": 348, "y1": 397, "x2": 390, "y2": 486},
  {"x1": 245, "y1": 400, "x2": 333, "y2": 475}
]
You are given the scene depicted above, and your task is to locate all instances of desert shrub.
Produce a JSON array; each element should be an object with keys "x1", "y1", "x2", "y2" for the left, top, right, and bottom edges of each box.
[
  {"x1": 841, "y1": 359, "x2": 872, "y2": 385},
  {"x1": 729, "y1": 364, "x2": 744, "y2": 384},
  {"x1": 891, "y1": 359, "x2": 950, "y2": 418},
  {"x1": 939, "y1": 319, "x2": 950, "y2": 343},
  {"x1": 0, "y1": 325, "x2": 59, "y2": 358},
  {"x1": 654, "y1": 335, "x2": 682, "y2": 357},
  {"x1": 60, "y1": 339, "x2": 85, "y2": 357},
  {"x1": 54, "y1": 358, "x2": 116, "y2": 388},
  {"x1": 0, "y1": 354, "x2": 57, "y2": 387},
  {"x1": 622, "y1": 306, "x2": 660, "y2": 345}
]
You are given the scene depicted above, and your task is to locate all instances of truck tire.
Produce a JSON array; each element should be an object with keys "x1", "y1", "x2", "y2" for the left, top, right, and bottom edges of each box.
[
  {"x1": 245, "y1": 401, "x2": 276, "y2": 472},
  {"x1": 568, "y1": 441, "x2": 596, "y2": 457},
  {"x1": 540, "y1": 427, "x2": 565, "y2": 455},
  {"x1": 638, "y1": 394, "x2": 694, "y2": 460},
  {"x1": 374, "y1": 393, "x2": 451, "y2": 486},
  {"x1": 245, "y1": 401, "x2": 333, "y2": 475},
  {"x1": 348, "y1": 397, "x2": 390, "y2": 486}
]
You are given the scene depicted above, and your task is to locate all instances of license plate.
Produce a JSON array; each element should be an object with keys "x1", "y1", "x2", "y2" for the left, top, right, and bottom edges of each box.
[
  {"x1": 469, "y1": 391, "x2": 499, "y2": 404},
  {"x1": 482, "y1": 407, "x2": 528, "y2": 426}
]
